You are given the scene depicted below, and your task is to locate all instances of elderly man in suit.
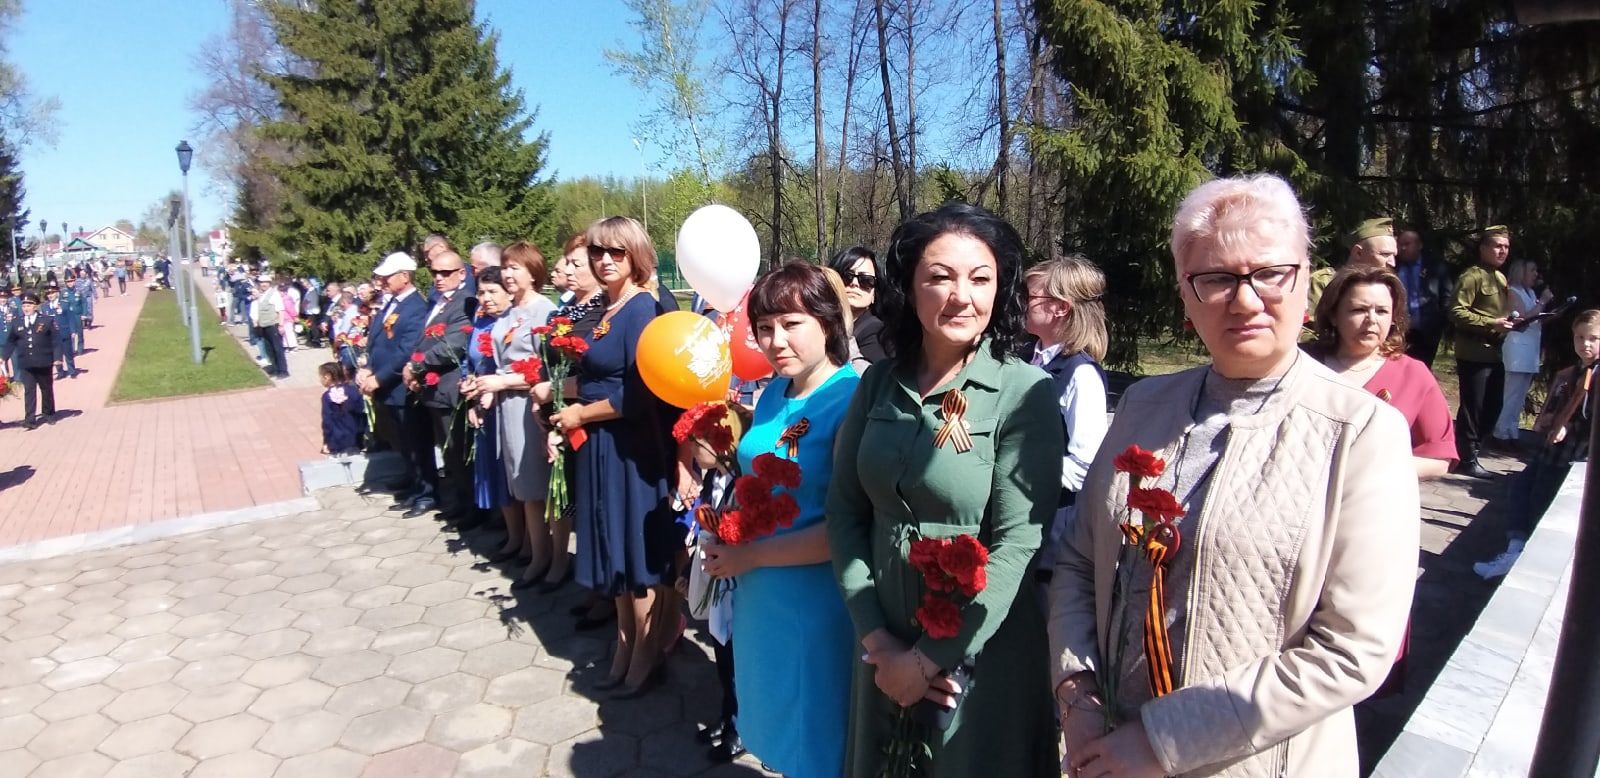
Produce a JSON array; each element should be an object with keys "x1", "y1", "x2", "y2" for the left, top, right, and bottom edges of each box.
[
  {"x1": 357, "y1": 252, "x2": 433, "y2": 517},
  {"x1": 7, "y1": 292, "x2": 59, "y2": 429},
  {"x1": 404, "y1": 250, "x2": 476, "y2": 525}
]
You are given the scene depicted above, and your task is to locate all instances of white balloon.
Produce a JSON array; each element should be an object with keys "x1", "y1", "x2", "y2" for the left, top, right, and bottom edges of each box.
[{"x1": 675, "y1": 204, "x2": 760, "y2": 312}]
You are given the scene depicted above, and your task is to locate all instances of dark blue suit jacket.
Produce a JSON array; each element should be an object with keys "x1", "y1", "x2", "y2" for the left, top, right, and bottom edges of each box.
[{"x1": 367, "y1": 290, "x2": 427, "y2": 407}]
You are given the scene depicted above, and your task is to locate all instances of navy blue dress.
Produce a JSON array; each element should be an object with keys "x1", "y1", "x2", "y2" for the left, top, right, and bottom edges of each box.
[
  {"x1": 320, "y1": 382, "x2": 367, "y2": 455},
  {"x1": 572, "y1": 292, "x2": 680, "y2": 596},
  {"x1": 465, "y1": 312, "x2": 509, "y2": 510}
]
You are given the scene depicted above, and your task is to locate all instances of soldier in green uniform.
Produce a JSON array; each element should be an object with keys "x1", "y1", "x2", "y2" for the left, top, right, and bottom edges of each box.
[
  {"x1": 1307, "y1": 217, "x2": 1398, "y2": 321},
  {"x1": 1448, "y1": 225, "x2": 1514, "y2": 478}
]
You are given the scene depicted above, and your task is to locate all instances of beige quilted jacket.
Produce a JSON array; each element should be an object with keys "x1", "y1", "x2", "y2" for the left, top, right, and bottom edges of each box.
[{"x1": 1048, "y1": 357, "x2": 1419, "y2": 777}]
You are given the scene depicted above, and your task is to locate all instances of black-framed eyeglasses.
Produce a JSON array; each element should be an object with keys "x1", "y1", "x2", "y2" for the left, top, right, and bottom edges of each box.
[
  {"x1": 842, "y1": 271, "x2": 877, "y2": 291},
  {"x1": 1184, "y1": 264, "x2": 1302, "y2": 304},
  {"x1": 431, "y1": 267, "x2": 463, "y2": 277},
  {"x1": 587, "y1": 245, "x2": 627, "y2": 261}
]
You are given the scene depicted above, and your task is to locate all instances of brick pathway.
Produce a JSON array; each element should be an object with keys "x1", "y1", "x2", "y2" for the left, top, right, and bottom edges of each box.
[
  {"x1": 0, "y1": 284, "x2": 321, "y2": 550},
  {"x1": 0, "y1": 487, "x2": 773, "y2": 778}
]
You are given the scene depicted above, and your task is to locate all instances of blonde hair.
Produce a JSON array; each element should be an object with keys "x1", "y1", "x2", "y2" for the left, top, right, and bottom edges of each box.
[
  {"x1": 1025, "y1": 255, "x2": 1108, "y2": 362},
  {"x1": 817, "y1": 266, "x2": 855, "y2": 333},
  {"x1": 584, "y1": 216, "x2": 657, "y2": 287},
  {"x1": 1170, "y1": 174, "x2": 1311, "y2": 271}
]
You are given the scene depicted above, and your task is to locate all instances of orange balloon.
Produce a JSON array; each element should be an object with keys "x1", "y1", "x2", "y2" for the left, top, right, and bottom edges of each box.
[
  {"x1": 637, "y1": 311, "x2": 733, "y2": 409},
  {"x1": 723, "y1": 298, "x2": 774, "y2": 381}
]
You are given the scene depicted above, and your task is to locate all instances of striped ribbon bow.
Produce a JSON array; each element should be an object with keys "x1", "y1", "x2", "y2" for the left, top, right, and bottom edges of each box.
[
  {"x1": 1120, "y1": 519, "x2": 1182, "y2": 698},
  {"x1": 776, "y1": 418, "x2": 810, "y2": 458},
  {"x1": 932, "y1": 389, "x2": 974, "y2": 453}
]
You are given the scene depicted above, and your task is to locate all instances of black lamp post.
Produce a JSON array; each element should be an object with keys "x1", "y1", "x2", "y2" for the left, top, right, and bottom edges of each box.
[{"x1": 173, "y1": 140, "x2": 201, "y2": 364}]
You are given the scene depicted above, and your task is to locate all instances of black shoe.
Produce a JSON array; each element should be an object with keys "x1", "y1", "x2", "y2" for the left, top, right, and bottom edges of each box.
[
  {"x1": 401, "y1": 498, "x2": 438, "y2": 518},
  {"x1": 510, "y1": 567, "x2": 549, "y2": 592},
  {"x1": 592, "y1": 673, "x2": 628, "y2": 691},
  {"x1": 22, "y1": 420, "x2": 37, "y2": 430},
  {"x1": 1457, "y1": 459, "x2": 1495, "y2": 479},
  {"x1": 708, "y1": 729, "x2": 745, "y2": 763},
  {"x1": 609, "y1": 664, "x2": 666, "y2": 700},
  {"x1": 537, "y1": 567, "x2": 574, "y2": 594},
  {"x1": 487, "y1": 548, "x2": 523, "y2": 564},
  {"x1": 390, "y1": 493, "x2": 421, "y2": 511},
  {"x1": 575, "y1": 609, "x2": 615, "y2": 631}
]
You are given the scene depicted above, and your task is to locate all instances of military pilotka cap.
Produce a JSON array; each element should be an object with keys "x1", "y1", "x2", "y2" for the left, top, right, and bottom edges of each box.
[
  {"x1": 1479, "y1": 224, "x2": 1511, "y2": 239},
  {"x1": 1345, "y1": 217, "x2": 1394, "y2": 247}
]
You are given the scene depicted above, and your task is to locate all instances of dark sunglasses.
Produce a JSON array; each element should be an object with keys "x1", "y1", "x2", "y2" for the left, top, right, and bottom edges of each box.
[
  {"x1": 587, "y1": 245, "x2": 628, "y2": 261},
  {"x1": 842, "y1": 271, "x2": 877, "y2": 291},
  {"x1": 431, "y1": 267, "x2": 464, "y2": 277}
]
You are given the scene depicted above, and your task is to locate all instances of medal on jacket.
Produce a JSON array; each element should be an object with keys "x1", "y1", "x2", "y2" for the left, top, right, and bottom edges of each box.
[
  {"x1": 932, "y1": 389, "x2": 973, "y2": 453},
  {"x1": 593, "y1": 319, "x2": 611, "y2": 340},
  {"x1": 776, "y1": 418, "x2": 810, "y2": 458},
  {"x1": 383, "y1": 312, "x2": 398, "y2": 337},
  {"x1": 503, "y1": 317, "x2": 522, "y2": 346}
]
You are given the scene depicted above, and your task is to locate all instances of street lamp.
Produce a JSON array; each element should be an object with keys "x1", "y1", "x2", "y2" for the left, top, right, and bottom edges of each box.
[
  {"x1": 174, "y1": 140, "x2": 201, "y2": 364},
  {"x1": 632, "y1": 137, "x2": 648, "y2": 238}
]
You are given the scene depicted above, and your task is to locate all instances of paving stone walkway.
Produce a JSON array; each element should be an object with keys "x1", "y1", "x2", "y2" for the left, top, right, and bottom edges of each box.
[{"x1": 0, "y1": 486, "x2": 773, "y2": 777}]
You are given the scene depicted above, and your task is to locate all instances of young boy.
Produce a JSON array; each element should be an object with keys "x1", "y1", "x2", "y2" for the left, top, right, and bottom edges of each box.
[
  {"x1": 672, "y1": 400, "x2": 752, "y2": 764},
  {"x1": 1475, "y1": 309, "x2": 1600, "y2": 579}
]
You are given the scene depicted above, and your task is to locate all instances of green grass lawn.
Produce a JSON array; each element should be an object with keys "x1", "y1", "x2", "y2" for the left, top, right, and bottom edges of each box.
[{"x1": 110, "y1": 290, "x2": 271, "y2": 403}]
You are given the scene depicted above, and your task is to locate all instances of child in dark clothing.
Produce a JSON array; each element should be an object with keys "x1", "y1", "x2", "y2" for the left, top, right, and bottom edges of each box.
[
  {"x1": 319, "y1": 362, "x2": 366, "y2": 456},
  {"x1": 1475, "y1": 309, "x2": 1600, "y2": 579}
]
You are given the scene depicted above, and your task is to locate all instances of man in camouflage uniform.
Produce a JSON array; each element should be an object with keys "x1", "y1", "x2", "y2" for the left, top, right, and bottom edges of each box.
[{"x1": 1448, "y1": 225, "x2": 1514, "y2": 478}]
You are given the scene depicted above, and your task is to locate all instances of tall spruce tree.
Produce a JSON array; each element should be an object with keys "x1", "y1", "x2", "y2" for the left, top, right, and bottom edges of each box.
[
  {"x1": 259, "y1": 0, "x2": 553, "y2": 279},
  {"x1": 0, "y1": 133, "x2": 27, "y2": 276}
]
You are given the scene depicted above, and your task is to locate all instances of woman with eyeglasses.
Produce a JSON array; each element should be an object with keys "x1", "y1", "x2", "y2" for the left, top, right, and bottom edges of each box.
[
  {"x1": 827, "y1": 246, "x2": 889, "y2": 372},
  {"x1": 537, "y1": 217, "x2": 682, "y2": 698},
  {"x1": 1049, "y1": 175, "x2": 1418, "y2": 777}
]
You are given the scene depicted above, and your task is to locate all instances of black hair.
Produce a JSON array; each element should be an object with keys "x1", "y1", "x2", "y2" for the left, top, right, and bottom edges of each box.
[
  {"x1": 318, "y1": 362, "x2": 347, "y2": 383},
  {"x1": 747, "y1": 261, "x2": 852, "y2": 367},
  {"x1": 476, "y1": 266, "x2": 505, "y2": 289},
  {"x1": 878, "y1": 202, "x2": 1027, "y2": 362}
]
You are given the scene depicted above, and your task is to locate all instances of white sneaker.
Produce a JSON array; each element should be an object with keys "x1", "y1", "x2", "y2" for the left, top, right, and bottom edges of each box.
[{"x1": 1474, "y1": 540, "x2": 1526, "y2": 580}]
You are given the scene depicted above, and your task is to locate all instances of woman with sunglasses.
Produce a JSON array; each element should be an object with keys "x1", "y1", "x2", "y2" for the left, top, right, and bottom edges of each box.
[
  {"x1": 1049, "y1": 175, "x2": 1418, "y2": 777},
  {"x1": 827, "y1": 246, "x2": 888, "y2": 372},
  {"x1": 540, "y1": 217, "x2": 681, "y2": 697}
]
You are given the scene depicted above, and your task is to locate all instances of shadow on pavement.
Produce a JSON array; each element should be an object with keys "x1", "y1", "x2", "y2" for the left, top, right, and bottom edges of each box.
[{"x1": 0, "y1": 464, "x2": 35, "y2": 491}]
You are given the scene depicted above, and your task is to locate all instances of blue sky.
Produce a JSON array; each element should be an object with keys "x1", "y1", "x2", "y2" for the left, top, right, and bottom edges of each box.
[{"x1": 13, "y1": 0, "x2": 658, "y2": 237}]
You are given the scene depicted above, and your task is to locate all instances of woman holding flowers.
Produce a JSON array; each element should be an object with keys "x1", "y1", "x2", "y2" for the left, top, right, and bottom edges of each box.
[
  {"x1": 826, "y1": 203, "x2": 1064, "y2": 777},
  {"x1": 1048, "y1": 175, "x2": 1418, "y2": 777},
  {"x1": 697, "y1": 262, "x2": 859, "y2": 776},
  {"x1": 542, "y1": 216, "x2": 680, "y2": 697},
  {"x1": 471, "y1": 243, "x2": 558, "y2": 590},
  {"x1": 460, "y1": 267, "x2": 515, "y2": 555}
]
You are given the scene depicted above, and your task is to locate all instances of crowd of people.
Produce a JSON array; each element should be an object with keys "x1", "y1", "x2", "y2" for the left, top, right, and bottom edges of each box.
[
  {"x1": 0, "y1": 261, "x2": 113, "y2": 428},
  {"x1": 255, "y1": 172, "x2": 1593, "y2": 777}
]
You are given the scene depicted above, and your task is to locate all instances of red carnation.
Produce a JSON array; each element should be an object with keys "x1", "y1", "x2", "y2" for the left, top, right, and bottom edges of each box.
[
  {"x1": 424, "y1": 372, "x2": 440, "y2": 387},
  {"x1": 508, "y1": 357, "x2": 543, "y2": 385},
  {"x1": 410, "y1": 351, "x2": 424, "y2": 363},
  {"x1": 550, "y1": 316, "x2": 573, "y2": 328},
  {"x1": 908, "y1": 537, "x2": 949, "y2": 575},
  {"x1": 459, "y1": 324, "x2": 474, "y2": 333},
  {"x1": 751, "y1": 453, "x2": 801, "y2": 489},
  {"x1": 733, "y1": 475, "x2": 772, "y2": 514},
  {"x1": 766, "y1": 491, "x2": 800, "y2": 529},
  {"x1": 1127, "y1": 487, "x2": 1185, "y2": 522},
  {"x1": 476, "y1": 331, "x2": 493, "y2": 357},
  {"x1": 1113, "y1": 445, "x2": 1166, "y2": 480},
  {"x1": 532, "y1": 324, "x2": 552, "y2": 336},
  {"x1": 937, "y1": 535, "x2": 990, "y2": 596},
  {"x1": 424, "y1": 323, "x2": 446, "y2": 338},
  {"x1": 717, "y1": 512, "x2": 746, "y2": 545},
  {"x1": 672, "y1": 402, "x2": 733, "y2": 454},
  {"x1": 915, "y1": 592, "x2": 963, "y2": 639}
]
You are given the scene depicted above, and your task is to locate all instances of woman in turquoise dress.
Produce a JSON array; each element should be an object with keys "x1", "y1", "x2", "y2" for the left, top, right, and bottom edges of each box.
[{"x1": 701, "y1": 262, "x2": 859, "y2": 778}]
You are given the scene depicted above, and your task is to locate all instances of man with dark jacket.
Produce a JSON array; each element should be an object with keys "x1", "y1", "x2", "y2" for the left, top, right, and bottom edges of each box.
[
  {"x1": 1396, "y1": 227, "x2": 1452, "y2": 366},
  {"x1": 405, "y1": 250, "x2": 475, "y2": 524},
  {"x1": 357, "y1": 252, "x2": 431, "y2": 515},
  {"x1": 7, "y1": 292, "x2": 58, "y2": 429}
]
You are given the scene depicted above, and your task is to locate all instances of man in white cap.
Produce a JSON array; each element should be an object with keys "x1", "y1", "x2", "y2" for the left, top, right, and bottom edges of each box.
[{"x1": 357, "y1": 251, "x2": 436, "y2": 513}]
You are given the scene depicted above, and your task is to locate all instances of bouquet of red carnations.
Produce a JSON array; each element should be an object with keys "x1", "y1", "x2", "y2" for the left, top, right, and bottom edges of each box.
[
  {"x1": 533, "y1": 317, "x2": 587, "y2": 522},
  {"x1": 691, "y1": 452, "x2": 801, "y2": 612}
]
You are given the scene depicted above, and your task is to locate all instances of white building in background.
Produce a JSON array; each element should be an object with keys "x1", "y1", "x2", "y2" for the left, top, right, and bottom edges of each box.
[
  {"x1": 208, "y1": 228, "x2": 232, "y2": 259},
  {"x1": 83, "y1": 225, "x2": 136, "y2": 254}
]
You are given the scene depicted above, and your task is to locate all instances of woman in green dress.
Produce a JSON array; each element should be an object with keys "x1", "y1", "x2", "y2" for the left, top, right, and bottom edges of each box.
[{"x1": 826, "y1": 203, "x2": 1064, "y2": 777}]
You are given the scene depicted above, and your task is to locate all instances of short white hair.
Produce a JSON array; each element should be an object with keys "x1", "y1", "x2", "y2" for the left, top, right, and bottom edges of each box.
[
  {"x1": 1170, "y1": 174, "x2": 1311, "y2": 269},
  {"x1": 470, "y1": 242, "x2": 502, "y2": 267}
]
